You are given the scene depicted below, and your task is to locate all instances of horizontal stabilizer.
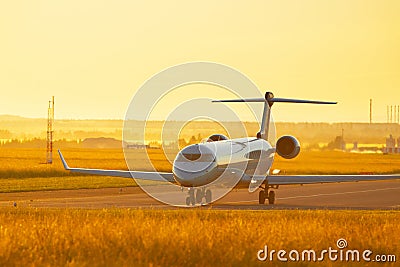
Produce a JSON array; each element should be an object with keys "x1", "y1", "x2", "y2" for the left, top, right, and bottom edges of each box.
[
  {"x1": 212, "y1": 98, "x2": 265, "y2": 103},
  {"x1": 270, "y1": 98, "x2": 336, "y2": 104},
  {"x1": 212, "y1": 97, "x2": 336, "y2": 105}
]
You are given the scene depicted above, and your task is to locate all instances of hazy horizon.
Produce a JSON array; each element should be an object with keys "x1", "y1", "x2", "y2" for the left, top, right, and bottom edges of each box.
[{"x1": 2, "y1": 113, "x2": 400, "y2": 124}]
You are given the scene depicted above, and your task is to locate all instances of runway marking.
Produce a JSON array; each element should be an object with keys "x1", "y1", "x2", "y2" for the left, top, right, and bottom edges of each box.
[
  {"x1": 277, "y1": 186, "x2": 400, "y2": 200},
  {"x1": 219, "y1": 186, "x2": 400, "y2": 205},
  {"x1": 219, "y1": 200, "x2": 257, "y2": 204}
]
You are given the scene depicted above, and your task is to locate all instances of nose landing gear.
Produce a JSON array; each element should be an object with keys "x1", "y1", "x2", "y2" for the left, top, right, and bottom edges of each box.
[
  {"x1": 185, "y1": 188, "x2": 196, "y2": 206},
  {"x1": 186, "y1": 187, "x2": 212, "y2": 206}
]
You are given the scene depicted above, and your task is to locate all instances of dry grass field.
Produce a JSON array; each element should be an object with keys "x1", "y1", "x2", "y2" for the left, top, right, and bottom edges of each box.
[
  {"x1": 0, "y1": 208, "x2": 398, "y2": 266},
  {"x1": 0, "y1": 148, "x2": 136, "y2": 192},
  {"x1": 1, "y1": 148, "x2": 400, "y2": 192},
  {"x1": 0, "y1": 149, "x2": 399, "y2": 266}
]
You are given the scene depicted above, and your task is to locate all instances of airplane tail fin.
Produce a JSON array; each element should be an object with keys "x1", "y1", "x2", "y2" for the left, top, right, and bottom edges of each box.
[{"x1": 212, "y1": 92, "x2": 336, "y2": 140}]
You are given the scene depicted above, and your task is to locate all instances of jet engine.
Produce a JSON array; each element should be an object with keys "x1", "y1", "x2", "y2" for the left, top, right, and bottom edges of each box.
[
  {"x1": 207, "y1": 134, "x2": 228, "y2": 142},
  {"x1": 276, "y1": 135, "x2": 300, "y2": 159}
]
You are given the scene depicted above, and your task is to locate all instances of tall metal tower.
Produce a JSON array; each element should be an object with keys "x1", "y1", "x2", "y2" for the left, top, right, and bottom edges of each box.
[
  {"x1": 369, "y1": 99, "x2": 372, "y2": 124},
  {"x1": 46, "y1": 96, "x2": 55, "y2": 164}
]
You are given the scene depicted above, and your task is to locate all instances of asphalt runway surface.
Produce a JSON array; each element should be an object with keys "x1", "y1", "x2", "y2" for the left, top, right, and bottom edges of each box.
[{"x1": 1, "y1": 180, "x2": 400, "y2": 210}]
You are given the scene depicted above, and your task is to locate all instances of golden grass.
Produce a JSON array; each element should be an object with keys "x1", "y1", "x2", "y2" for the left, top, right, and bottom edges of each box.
[
  {"x1": 0, "y1": 208, "x2": 398, "y2": 266},
  {"x1": 1, "y1": 148, "x2": 400, "y2": 192},
  {"x1": 0, "y1": 148, "x2": 136, "y2": 192},
  {"x1": 0, "y1": 176, "x2": 135, "y2": 193},
  {"x1": 1, "y1": 148, "x2": 399, "y2": 266}
]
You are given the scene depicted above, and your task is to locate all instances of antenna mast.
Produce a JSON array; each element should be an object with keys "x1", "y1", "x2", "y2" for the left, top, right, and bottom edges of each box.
[
  {"x1": 46, "y1": 96, "x2": 55, "y2": 164},
  {"x1": 369, "y1": 99, "x2": 372, "y2": 124}
]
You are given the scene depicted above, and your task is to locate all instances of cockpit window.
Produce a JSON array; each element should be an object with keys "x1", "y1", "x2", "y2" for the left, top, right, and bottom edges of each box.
[
  {"x1": 207, "y1": 134, "x2": 228, "y2": 142},
  {"x1": 177, "y1": 153, "x2": 215, "y2": 162},
  {"x1": 182, "y1": 153, "x2": 201, "y2": 161},
  {"x1": 176, "y1": 144, "x2": 215, "y2": 162}
]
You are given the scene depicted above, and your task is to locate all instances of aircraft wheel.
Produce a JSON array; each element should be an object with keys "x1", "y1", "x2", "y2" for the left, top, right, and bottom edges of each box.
[
  {"x1": 196, "y1": 189, "x2": 203, "y2": 203},
  {"x1": 259, "y1": 190, "x2": 266, "y2": 204},
  {"x1": 205, "y1": 190, "x2": 212, "y2": 203},
  {"x1": 268, "y1": 190, "x2": 275, "y2": 205}
]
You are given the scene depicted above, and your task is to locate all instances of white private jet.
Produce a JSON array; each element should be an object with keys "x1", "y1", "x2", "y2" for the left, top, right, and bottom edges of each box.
[{"x1": 58, "y1": 92, "x2": 400, "y2": 205}]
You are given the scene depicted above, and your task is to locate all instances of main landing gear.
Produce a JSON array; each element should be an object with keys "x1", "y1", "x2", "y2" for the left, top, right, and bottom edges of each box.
[
  {"x1": 258, "y1": 185, "x2": 278, "y2": 205},
  {"x1": 186, "y1": 187, "x2": 212, "y2": 206}
]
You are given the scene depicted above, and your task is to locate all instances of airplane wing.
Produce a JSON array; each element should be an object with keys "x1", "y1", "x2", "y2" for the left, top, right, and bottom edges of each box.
[
  {"x1": 266, "y1": 174, "x2": 400, "y2": 185},
  {"x1": 242, "y1": 173, "x2": 400, "y2": 192},
  {"x1": 58, "y1": 150, "x2": 176, "y2": 183}
]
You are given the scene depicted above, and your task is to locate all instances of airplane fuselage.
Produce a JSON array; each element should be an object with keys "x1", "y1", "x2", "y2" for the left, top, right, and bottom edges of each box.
[{"x1": 172, "y1": 137, "x2": 275, "y2": 187}]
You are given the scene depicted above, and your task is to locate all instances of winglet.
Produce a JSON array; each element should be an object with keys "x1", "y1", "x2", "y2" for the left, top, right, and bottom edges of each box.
[{"x1": 58, "y1": 150, "x2": 70, "y2": 170}]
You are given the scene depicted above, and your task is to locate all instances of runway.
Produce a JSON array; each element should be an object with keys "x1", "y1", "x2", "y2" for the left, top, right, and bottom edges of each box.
[{"x1": 1, "y1": 180, "x2": 400, "y2": 210}]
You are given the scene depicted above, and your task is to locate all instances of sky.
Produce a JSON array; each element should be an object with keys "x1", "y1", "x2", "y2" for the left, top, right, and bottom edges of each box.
[{"x1": 0, "y1": 1, "x2": 399, "y2": 122}]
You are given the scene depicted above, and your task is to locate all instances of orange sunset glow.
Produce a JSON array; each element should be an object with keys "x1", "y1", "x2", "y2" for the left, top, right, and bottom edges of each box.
[{"x1": 0, "y1": 1, "x2": 399, "y2": 122}]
